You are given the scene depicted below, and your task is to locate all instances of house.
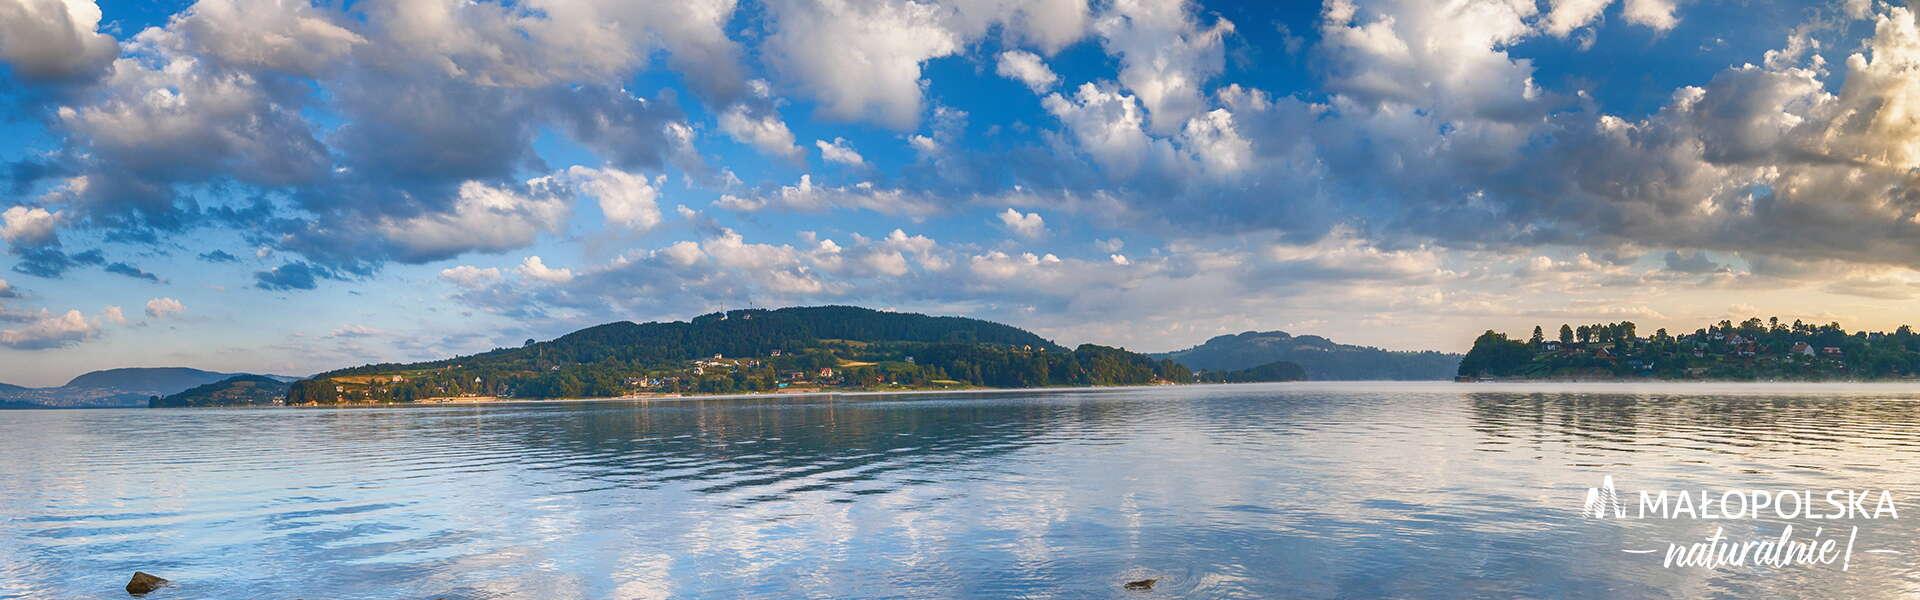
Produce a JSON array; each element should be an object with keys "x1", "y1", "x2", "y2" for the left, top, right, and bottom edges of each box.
[
  {"x1": 770, "y1": 349, "x2": 783, "y2": 357},
  {"x1": 817, "y1": 367, "x2": 835, "y2": 378},
  {"x1": 1792, "y1": 342, "x2": 1815, "y2": 357},
  {"x1": 1823, "y1": 347, "x2": 1844, "y2": 356},
  {"x1": 693, "y1": 366, "x2": 705, "y2": 375},
  {"x1": 1542, "y1": 341, "x2": 1561, "y2": 351}
]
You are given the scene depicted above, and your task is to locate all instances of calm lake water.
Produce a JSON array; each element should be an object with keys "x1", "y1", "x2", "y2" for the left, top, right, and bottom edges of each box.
[{"x1": 9, "y1": 382, "x2": 1920, "y2": 598}]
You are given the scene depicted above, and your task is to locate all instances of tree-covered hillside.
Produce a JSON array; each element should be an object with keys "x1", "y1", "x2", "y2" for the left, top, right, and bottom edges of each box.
[
  {"x1": 289, "y1": 306, "x2": 1191, "y2": 404},
  {"x1": 1459, "y1": 318, "x2": 1920, "y2": 380},
  {"x1": 151, "y1": 375, "x2": 291, "y2": 407}
]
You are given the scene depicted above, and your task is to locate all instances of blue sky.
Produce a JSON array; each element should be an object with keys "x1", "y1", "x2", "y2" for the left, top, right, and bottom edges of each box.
[{"x1": 2, "y1": 0, "x2": 1918, "y2": 385}]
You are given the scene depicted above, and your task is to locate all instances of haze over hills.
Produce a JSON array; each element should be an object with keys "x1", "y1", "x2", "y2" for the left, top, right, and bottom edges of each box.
[
  {"x1": 1155, "y1": 331, "x2": 1462, "y2": 380},
  {"x1": 0, "y1": 368, "x2": 300, "y2": 409}
]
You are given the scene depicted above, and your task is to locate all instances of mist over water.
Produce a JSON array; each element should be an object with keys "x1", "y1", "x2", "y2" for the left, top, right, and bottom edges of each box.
[{"x1": 7, "y1": 382, "x2": 1920, "y2": 598}]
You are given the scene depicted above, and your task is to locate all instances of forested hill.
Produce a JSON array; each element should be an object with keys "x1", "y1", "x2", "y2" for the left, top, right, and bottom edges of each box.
[
  {"x1": 1155, "y1": 331, "x2": 1461, "y2": 380},
  {"x1": 1458, "y1": 318, "x2": 1920, "y2": 380},
  {"x1": 289, "y1": 306, "x2": 1190, "y2": 404}
]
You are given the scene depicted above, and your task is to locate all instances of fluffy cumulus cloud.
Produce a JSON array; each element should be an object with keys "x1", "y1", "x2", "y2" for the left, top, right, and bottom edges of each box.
[
  {"x1": 144, "y1": 297, "x2": 185, "y2": 319},
  {"x1": 0, "y1": 0, "x2": 118, "y2": 82},
  {"x1": 997, "y1": 208, "x2": 1047, "y2": 239},
  {"x1": 0, "y1": 306, "x2": 119, "y2": 349}
]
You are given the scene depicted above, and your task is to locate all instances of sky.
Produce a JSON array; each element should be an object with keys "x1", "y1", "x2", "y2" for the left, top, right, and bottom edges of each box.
[{"x1": 0, "y1": 0, "x2": 1917, "y2": 386}]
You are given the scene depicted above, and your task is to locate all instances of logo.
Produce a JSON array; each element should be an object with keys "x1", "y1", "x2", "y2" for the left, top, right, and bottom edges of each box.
[{"x1": 1580, "y1": 475, "x2": 1901, "y2": 571}]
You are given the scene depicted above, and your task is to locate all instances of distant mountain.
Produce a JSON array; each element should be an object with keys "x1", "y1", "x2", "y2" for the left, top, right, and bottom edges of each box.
[
  {"x1": 1156, "y1": 331, "x2": 1461, "y2": 380},
  {"x1": 0, "y1": 367, "x2": 296, "y2": 408},
  {"x1": 290, "y1": 305, "x2": 1191, "y2": 404},
  {"x1": 151, "y1": 375, "x2": 291, "y2": 408}
]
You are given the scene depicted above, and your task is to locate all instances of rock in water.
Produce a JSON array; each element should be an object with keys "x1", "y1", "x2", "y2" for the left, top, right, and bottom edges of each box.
[
  {"x1": 1124, "y1": 578, "x2": 1158, "y2": 591},
  {"x1": 126, "y1": 572, "x2": 169, "y2": 595}
]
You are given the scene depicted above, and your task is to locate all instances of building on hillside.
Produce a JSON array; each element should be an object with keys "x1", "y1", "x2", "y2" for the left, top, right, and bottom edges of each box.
[{"x1": 1792, "y1": 342, "x2": 1815, "y2": 357}]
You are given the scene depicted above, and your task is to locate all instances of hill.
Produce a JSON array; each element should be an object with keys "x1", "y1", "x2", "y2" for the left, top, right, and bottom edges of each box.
[
  {"x1": 1155, "y1": 331, "x2": 1461, "y2": 380},
  {"x1": 1458, "y1": 318, "x2": 1920, "y2": 380},
  {"x1": 0, "y1": 367, "x2": 281, "y2": 408},
  {"x1": 151, "y1": 375, "x2": 293, "y2": 408},
  {"x1": 289, "y1": 306, "x2": 1191, "y2": 404}
]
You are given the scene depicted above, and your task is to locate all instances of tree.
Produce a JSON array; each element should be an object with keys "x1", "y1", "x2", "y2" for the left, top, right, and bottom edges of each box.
[
  {"x1": 1576, "y1": 325, "x2": 1592, "y2": 344},
  {"x1": 1458, "y1": 331, "x2": 1533, "y2": 378},
  {"x1": 1531, "y1": 326, "x2": 1545, "y2": 346},
  {"x1": 1559, "y1": 324, "x2": 1574, "y2": 344}
]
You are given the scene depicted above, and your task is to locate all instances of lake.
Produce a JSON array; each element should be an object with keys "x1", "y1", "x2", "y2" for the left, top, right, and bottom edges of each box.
[{"x1": 8, "y1": 382, "x2": 1920, "y2": 598}]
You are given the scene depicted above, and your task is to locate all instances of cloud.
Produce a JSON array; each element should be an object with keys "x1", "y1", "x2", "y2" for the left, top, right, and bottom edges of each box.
[
  {"x1": 1621, "y1": 0, "x2": 1679, "y2": 31},
  {"x1": 815, "y1": 137, "x2": 866, "y2": 167},
  {"x1": 995, "y1": 50, "x2": 1059, "y2": 93},
  {"x1": 762, "y1": 0, "x2": 1090, "y2": 130},
  {"x1": 997, "y1": 208, "x2": 1047, "y2": 239},
  {"x1": 715, "y1": 175, "x2": 943, "y2": 217},
  {"x1": 0, "y1": 206, "x2": 60, "y2": 248},
  {"x1": 567, "y1": 166, "x2": 662, "y2": 231},
  {"x1": 0, "y1": 0, "x2": 117, "y2": 82},
  {"x1": 374, "y1": 178, "x2": 572, "y2": 264},
  {"x1": 1094, "y1": 0, "x2": 1234, "y2": 133},
  {"x1": 103, "y1": 262, "x2": 161, "y2": 283},
  {"x1": 197, "y1": 249, "x2": 239, "y2": 263},
  {"x1": 0, "y1": 307, "x2": 104, "y2": 349},
  {"x1": 144, "y1": 297, "x2": 185, "y2": 319},
  {"x1": 439, "y1": 265, "x2": 503, "y2": 289},
  {"x1": 516, "y1": 256, "x2": 574, "y2": 284},
  {"x1": 254, "y1": 261, "x2": 330, "y2": 291},
  {"x1": 718, "y1": 101, "x2": 804, "y2": 160}
]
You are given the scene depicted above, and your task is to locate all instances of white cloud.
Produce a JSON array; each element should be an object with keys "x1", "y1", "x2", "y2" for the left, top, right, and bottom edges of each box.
[
  {"x1": 995, "y1": 50, "x2": 1059, "y2": 93},
  {"x1": 1042, "y1": 82, "x2": 1181, "y2": 176},
  {"x1": 815, "y1": 137, "x2": 866, "y2": 166},
  {"x1": 516, "y1": 255, "x2": 575, "y2": 284},
  {"x1": 1621, "y1": 0, "x2": 1679, "y2": 31},
  {"x1": 0, "y1": 0, "x2": 117, "y2": 81},
  {"x1": 0, "y1": 308, "x2": 102, "y2": 349},
  {"x1": 0, "y1": 206, "x2": 61, "y2": 247},
  {"x1": 566, "y1": 166, "x2": 663, "y2": 231},
  {"x1": 167, "y1": 0, "x2": 363, "y2": 76},
  {"x1": 439, "y1": 265, "x2": 503, "y2": 289},
  {"x1": 1543, "y1": 0, "x2": 1611, "y2": 37},
  {"x1": 1110, "y1": 253, "x2": 1131, "y2": 265},
  {"x1": 714, "y1": 174, "x2": 942, "y2": 217},
  {"x1": 997, "y1": 208, "x2": 1047, "y2": 239},
  {"x1": 718, "y1": 103, "x2": 804, "y2": 160},
  {"x1": 1094, "y1": 0, "x2": 1234, "y2": 133},
  {"x1": 144, "y1": 297, "x2": 185, "y2": 319},
  {"x1": 378, "y1": 177, "x2": 571, "y2": 263}
]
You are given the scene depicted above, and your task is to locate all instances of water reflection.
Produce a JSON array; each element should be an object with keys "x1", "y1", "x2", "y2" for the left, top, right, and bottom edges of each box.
[{"x1": 6, "y1": 383, "x2": 1920, "y2": 598}]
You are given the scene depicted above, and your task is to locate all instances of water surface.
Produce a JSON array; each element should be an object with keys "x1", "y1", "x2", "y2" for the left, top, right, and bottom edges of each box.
[{"x1": 7, "y1": 382, "x2": 1920, "y2": 598}]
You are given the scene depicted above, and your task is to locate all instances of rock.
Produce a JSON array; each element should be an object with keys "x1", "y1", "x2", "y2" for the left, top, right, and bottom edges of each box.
[
  {"x1": 126, "y1": 572, "x2": 169, "y2": 595},
  {"x1": 1124, "y1": 578, "x2": 1158, "y2": 591}
]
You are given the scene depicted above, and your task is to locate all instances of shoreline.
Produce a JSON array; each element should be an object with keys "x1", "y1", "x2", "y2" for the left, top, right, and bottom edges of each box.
[{"x1": 284, "y1": 382, "x2": 1191, "y2": 409}]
